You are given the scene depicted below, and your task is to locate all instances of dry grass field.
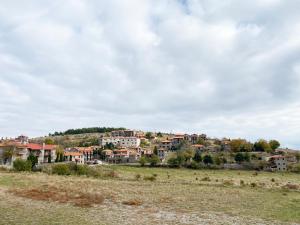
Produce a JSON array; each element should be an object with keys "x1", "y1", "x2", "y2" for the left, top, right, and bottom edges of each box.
[{"x1": 0, "y1": 166, "x2": 299, "y2": 225}]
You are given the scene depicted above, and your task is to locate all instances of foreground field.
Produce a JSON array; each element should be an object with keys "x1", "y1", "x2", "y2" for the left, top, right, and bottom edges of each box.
[{"x1": 0, "y1": 166, "x2": 299, "y2": 225}]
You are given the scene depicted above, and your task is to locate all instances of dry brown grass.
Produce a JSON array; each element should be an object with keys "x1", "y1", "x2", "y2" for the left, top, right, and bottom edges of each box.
[
  {"x1": 122, "y1": 199, "x2": 143, "y2": 206},
  {"x1": 9, "y1": 185, "x2": 104, "y2": 207},
  {"x1": 282, "y1": 183, "x2": 299, "y2": 190}
]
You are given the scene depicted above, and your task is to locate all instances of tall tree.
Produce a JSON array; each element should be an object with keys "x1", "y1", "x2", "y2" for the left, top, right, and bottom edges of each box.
[
  {"x1": 203, "y1": 155, "x2": 213, "y2": 165},
  {"x1": 269, "y1": 140, "x2": 280, "y2": 151},
  {"x1": 254, "y1": 139, "x2": 271, "y2": 152}
]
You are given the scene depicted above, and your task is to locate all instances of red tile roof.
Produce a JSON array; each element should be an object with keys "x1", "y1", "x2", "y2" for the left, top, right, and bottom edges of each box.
[{"x1": 26, "y1": 143, "x2": 55, "y2": 151}]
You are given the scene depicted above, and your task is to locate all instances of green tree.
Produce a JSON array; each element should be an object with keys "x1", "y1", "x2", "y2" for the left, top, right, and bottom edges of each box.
[
  {"x1": 181, "y1": 149, "x2": 194, "y2": 162},
  {"x1": 149, "y1": 155, "x2": 160, "y2": 167},
  {"x1": 196, "y1": 138, "x2": 205, "y2": 145},
  {"x1": 167, "y1": 157, "x2": 181, "y2": 167},
  {"x1": 139, "y1": 156, "x2": 147, "y2": 167},
  {"x1": 27, "y1": 154, "x2": 38, "y2": 169},
  {"x1": 254, "y1": 139, "x2": 271, "y2": 152},
  {"x1": 244, "y1": 152, "x2": 250, "y2": 162},
  {"x1": 44, "y1": 138, "x2": 54, "y2": 145},
  {"x1": 55, "y1": 146, "x2": 64, "y2": 162},
  {"x1": 153, "y1": 146, "x2": 158, "y2": 155},
  {"x1": 269, "y1": 140, "x2": 280, "y2": 151},
  {"x1": 157, "y1": 132, "x2": 163, "y2": 137},
  {"x1": 234, "y1": 152, "x2": 244, "y2": 164},
  {"x1": 48, "y1": 154, "x2": 51, "y2": 163},
  {"x1": 230, "y1": 139, "x2": 253, "y2": 152},
  {"x1": 145, "y1": 132, "x2": 153, "y2": 140},
  {"x1": 3, "y1": 146, "x2": 14, "y2": 164},
  {"x1": 203, "y1": 155, "x2": 213, "y2": 165},
  {"x1": 193, "y1": 151, "x2": 202, "y2": 163},
  {"x1": 295, "y1": 152, "x2": 300, "y2": 163},
  {"x1": 13, "y1": 159, "x2": 31, "y2": 171}
]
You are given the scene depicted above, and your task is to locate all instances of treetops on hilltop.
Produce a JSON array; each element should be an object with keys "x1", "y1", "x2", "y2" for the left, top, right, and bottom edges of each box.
[
  {"x1": 230, "y1": 138, "x2": 281, "y2": 153},
  {"x1": 49, "y1": 127, "x2": 126, "y2": 136}
]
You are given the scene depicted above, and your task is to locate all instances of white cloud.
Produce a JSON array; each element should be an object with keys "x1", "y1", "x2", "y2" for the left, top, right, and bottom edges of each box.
[{"x1": 0, "y1": 0, "x2": 300, "y2": 148}]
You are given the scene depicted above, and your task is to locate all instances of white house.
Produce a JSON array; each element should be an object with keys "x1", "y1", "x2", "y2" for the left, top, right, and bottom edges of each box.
[
  {"x1": 157, "y1": 148, "x2": 169, "y2": 162},
  {"x1": 267, "y1": 155, "x2": 287, "y2": 171},
  {"x1": 100, "y1": 137, "x2": 141, "y2": 148}
]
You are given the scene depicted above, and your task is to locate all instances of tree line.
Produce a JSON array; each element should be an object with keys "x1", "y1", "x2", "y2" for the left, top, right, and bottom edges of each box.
[{"x1": 49, "y1": 127, "x2": 126, "y2": 136}]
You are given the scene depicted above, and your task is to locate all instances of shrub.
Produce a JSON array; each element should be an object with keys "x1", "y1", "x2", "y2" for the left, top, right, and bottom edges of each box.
[
  {"x1": 75, "y1": 164, "x2": 90, "y2": 175},
  {"x1": 201, "y1": 177, "x2": 211, "y2": 182},
  {"x1": 288, "y1": 163, "x2": 300, "y2": 173},
  {"x1": 167, "y1": 157, "x2": 181, "y2": 168},
  {"x1": 149, "y1": 155, "x2": 160, "y2": 167},
  {"x1": 139, "y1": 157, "x2": 147, "y2": 167},
  {"x1": 144, "y1": 175, "x2": 156, "y2": 181},
  {"x1": 13, "y1": 159, "x2": 32, "y2": 172},
  {"x1": 27, "y1": 154, "x2": 38, "y2": 169},
  {"x1": 240, "y1": 180, "x2": 245, "y2": 186},
  {"x1": 190, "y1": 161, "x2": 201, "y2": 169},
  {"x1": 135, "y1": 174, "x2": 141, "y2": 180},
  {"x1": 52, "y1": 164, "x2": 71, "y2": 175},
  {"x1": 223, "y1": 180, "x2": 234, "y2": 186},
  {"x1": 250, "y1": 182, "x2": 257, "y2": 188},
  {"x1": 271, "y1": 178, "x2": 275, "y2": 182},
  {"x1": 203, "y1": 155, "x2": 213, "y2": 165}
]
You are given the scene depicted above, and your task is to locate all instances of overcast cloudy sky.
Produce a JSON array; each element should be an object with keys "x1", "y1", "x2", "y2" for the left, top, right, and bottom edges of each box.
[{"x1": 1, "y1": 0, "x2": 300, "y2": 148}]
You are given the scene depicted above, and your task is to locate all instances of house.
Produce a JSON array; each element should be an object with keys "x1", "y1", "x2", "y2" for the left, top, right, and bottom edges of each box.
[
  {"x1": 171, "y1": 135, "x2": 185, "y2": 148},
  {"x1": 100, "y1": 136, "x2": 141, "y2": 148},
  {"x1": 106, "y1": 148, "x2": 141, "y2": 164},
  {"x1": 102, "y1": 150, "x2": 114, "y2": 161},
  {"x1": 267, "y1": 155, "x2": 287, "y2": 171},
  {"x1": 184, "y1": 134, "x2": 199, "y2": 144},
  {"x1": 64, "y1": 151, "x2": 84, "y2": 164},
  {"x1": 159, "y1": 140, "x2": 172, "y2": 150},
  {"x1": 157, "y1": 148, "x2": 169, "y2": 162},
  {"x1": 0, "y1": 138, "x2": 56, "y2": 165},
  {"x1": 111, "y1": 129, "x2": 136, "y2": 137},
  {"x1": 27, "y1": 143, "x2": 56, "y2": 164},
  {"x1": 76, "y1": 147, "x2": 94, "y2": 162},
  {"x1": 0, "y1": 141, "x2": 28, "y2": 165}
]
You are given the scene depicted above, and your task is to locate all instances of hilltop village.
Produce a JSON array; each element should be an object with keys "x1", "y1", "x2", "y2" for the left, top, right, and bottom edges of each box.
[{"x1": 0, "y1": 128, "x2": 300, "y2": 172}]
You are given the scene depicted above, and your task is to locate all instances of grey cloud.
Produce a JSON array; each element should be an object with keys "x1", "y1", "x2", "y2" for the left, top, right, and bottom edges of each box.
[{"x1": 0, "y1": 0, "x2": 300, "y2": 148}]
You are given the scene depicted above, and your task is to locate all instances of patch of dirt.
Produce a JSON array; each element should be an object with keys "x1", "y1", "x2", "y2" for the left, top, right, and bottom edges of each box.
[
  {"x1": 122, "y1": 199, "x2": 143, "y2": 206},
  {"x1": 8, "y1": 185, "x2": 104, "y2": 208}
]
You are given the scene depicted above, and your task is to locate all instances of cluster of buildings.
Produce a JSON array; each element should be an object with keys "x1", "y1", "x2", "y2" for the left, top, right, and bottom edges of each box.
[
  {"x1": 0, "y1": 131, "x2": 297, "y2": 172},
  {"x1": 0, "y1": 135, "x2": 56, "y2": 165}
]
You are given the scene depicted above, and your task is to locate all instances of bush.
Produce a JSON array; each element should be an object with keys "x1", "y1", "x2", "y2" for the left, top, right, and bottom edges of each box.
[
  {"x1": 135, "y1": 174, "x2": 141, "y2": 180},
  {"x1": 139, "y1": 157, "x2": 147, "y2": 167},
  {"x1": 149, "y1": 155, "x2": 160, "y2": 167},
  {"x1": 203, "y1": 155, "x2": 213, "y2": 165},
  {"x1": 167, "y1": 157, "x2": 181, "y2": 168},
  {"x1": 201, "y1": 177, "x2": 211, "y2": 181},
  {"x1": 13, "y1": 159, "x2": 32, "y2": 172},
  {"x1": 52, "y1": 164, "x2": 71, "y2": 175},
  {"x1": 144, "y1": 175, "x2": 156, "y2": 181},
  {"x1": 190, "y1": 161, "x2": 201, "y2": 169},
  {"x1": 75, "y1": 164, "x2": 90, "y2": 175},
  {"x1": 288, "y1": 163, "x2": 300, "y2": 173},
  {"x1": 223, "y1": 180, "x2": 234, "y2": 186}
]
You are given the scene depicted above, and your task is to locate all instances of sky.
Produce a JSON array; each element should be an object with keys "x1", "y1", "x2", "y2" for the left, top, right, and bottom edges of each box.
[{"x1": 0, "y1": 0, "x2": 300, "y2": 148}]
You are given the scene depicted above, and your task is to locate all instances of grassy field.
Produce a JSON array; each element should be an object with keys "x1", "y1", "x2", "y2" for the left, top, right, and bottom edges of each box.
[{"x1": 0, "y1": 166, "x2": 299, "y2": 225}]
